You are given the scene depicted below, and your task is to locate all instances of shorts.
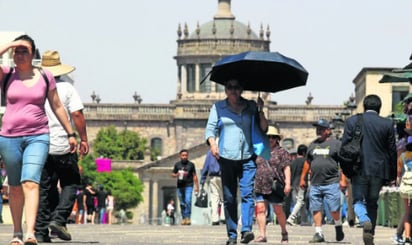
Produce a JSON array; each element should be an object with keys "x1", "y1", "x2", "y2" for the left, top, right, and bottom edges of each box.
[
  {"x1": 0, "y1": 134, "x2": 49, "y2": 186},
  {"x1": 255, "y1": 192, "x2": 284, "y2": 205},
  {"x1": 309, "y1": 183, "x2": 341, "y2": 212}
]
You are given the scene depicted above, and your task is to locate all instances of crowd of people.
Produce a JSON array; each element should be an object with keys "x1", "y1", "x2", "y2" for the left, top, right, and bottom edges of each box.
[{"x1": 0, "y1": 34, "x2": 406, "y2": 245}]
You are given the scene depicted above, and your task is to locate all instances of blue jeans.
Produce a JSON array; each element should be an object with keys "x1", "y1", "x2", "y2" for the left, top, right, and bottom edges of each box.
[
  {"x1": 0, "y1": 134, "x2": 49, "y2": 185},
  {"x1": 351, "y1": 174, "x2": 384, "y2": 233},
  {"x1": 219, "y1": 157, "x2": 256, "y2": 240},
  {"x1": 177, "y1": 186, "x2": 193, "y2": 219}
]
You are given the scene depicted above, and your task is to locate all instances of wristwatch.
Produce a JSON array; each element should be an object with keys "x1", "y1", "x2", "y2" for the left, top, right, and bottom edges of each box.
[{"x1": 67, "y1": 132, "x2": 77, "y2": 138}]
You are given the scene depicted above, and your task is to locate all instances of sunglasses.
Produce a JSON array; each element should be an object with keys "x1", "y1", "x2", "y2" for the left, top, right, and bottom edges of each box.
[
  {"x1": 268, "y1": 135, "x2": 279, "y2": 140},
  {"x1": 226, "y1": 85, "x2": 242, "y2": 90}
]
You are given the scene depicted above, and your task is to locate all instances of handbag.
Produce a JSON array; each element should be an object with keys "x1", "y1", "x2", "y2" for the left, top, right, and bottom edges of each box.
[
  {"x1": 251, "y1": 113, "x2": 271, "y2": 160},
  {"x1": 194, "y1": 188, "x2": 208, "y2": 208},
  {"x1": 264, "y1": 160, "x2": 285, "y2": 199},
  {"x1": 399, "y1": 153, "x2": 412, "y2": 199}
]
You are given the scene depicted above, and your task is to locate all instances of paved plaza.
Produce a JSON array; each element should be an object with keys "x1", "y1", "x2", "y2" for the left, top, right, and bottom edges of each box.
[{"x1": 0, "y1": 222, "x2": 400, "y2": 245}]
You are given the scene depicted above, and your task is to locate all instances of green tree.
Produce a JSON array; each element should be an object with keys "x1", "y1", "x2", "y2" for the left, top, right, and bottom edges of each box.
[
  {"x1": 79, "y1": 154, "x2": 144, "y2": 213},
  {"x1": 93, "y1": 125, "x2": 147, "y2": 160}
]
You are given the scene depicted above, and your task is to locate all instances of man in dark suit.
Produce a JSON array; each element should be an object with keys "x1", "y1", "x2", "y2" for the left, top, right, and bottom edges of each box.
[{"x1": 341, "y1": 94, "x2": 397, "y2": 245}]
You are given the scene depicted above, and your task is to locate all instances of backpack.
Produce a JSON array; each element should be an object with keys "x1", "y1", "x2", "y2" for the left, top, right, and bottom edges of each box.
[
  {"x1": 338, "y1": 114, "x2": 363, "y2": 178},
  {"x1": 1, "y1": 67, "x2": 50, "y2": 106},
  {"x1": 399, "y1": 153, "x2": 412, "y2": 199}
]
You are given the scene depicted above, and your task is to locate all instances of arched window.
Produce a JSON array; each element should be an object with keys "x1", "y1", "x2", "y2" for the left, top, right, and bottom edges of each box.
[
  {"x1": 282, "y1": 138, "x2": 295, "y2": 153},
  {"x1": 151, "y1": 137, "x2": 163, "y2": 158}
]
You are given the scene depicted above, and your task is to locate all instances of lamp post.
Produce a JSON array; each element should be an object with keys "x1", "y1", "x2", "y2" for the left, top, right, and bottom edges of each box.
[{"x1": 332, "y1": 95, "x2": 357, "y2": 140}]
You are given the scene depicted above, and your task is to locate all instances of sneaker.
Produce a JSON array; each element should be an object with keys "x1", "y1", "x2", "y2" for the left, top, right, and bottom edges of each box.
[
  {"x1": 393, "y1": 233, "x2": 404, "y2": 244},
  {"x1": 362, "y1": 221, "x2": 374, "y2": 245},
  {"x1": 240, "y1": 231, "x2": 254, "y2": 244},
  {"x1": 49, "y1": 221, "x2": 72, "y2": 241},
  {"x1": 309, "y1": 232, "x2": 325, "y2": 243},
  {"x1": 212, "y1": 221, "x2": 220, "y2": 226},
  {"x1": 335, "y1": 225, "x2": 344, "y2": 241},
  {"x1": 286, "y1": 218, "x2": 295, "y2": 226},
  {"x1": 226, "y1": 238, "x2": 237, "y2": 245},
  {"x1": 404, "y1": 237, "x2": 411, "y2": 244},
  {"x1": 35, "y1": 234, "x2": 51, "y2": 243}
]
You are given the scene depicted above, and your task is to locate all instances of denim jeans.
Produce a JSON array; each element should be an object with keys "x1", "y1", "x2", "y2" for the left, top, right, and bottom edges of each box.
[
  {"x1": 177, "y1": 186, "x2": 193, "y2": 219},
  {"x1": 0, "y1": 134, "x2": 49, "y2": 185},
  {"x1": 219, "y1": 157, "x2": 256, "y2": 239},
  {"x1": 351, "y1": 174, "x2": 384, "y2": 234}
]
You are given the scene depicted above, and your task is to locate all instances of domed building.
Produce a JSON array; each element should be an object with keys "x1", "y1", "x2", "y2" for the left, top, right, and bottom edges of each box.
[{"x1": 175, "y1": 0, "x2": 271, "y2": 102}]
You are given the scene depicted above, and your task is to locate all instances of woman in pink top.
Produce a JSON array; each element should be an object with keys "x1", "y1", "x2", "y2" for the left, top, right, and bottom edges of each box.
[{"x1": 0, "y1": 34, "x2": 77, "y2": 245}]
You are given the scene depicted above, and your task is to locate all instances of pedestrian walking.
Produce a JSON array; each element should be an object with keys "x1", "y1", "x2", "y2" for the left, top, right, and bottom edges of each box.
[
  {"x1": 300, "y1": 119, "x2": 346, "y2": 243},
  {"x1": 0, "y1": 35, "x2": 77, "y2": 245},
  {"x1": 34, "y1": 50, "x2": 89, "y2": 243},
  {"x1": 205, "y1": 79, "x2": 268, "y2": 245},
  {"x1": 172, "y1": 149, "x2": 199, "y2": 225},
  {"x1": 341, "y1": 94, "x2": 397, "y2": 245}
]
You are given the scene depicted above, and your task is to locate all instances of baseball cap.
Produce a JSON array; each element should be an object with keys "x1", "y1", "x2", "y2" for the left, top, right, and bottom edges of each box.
[{"x1": 313, "y1": 119, "x2": 331, "y2": 129}]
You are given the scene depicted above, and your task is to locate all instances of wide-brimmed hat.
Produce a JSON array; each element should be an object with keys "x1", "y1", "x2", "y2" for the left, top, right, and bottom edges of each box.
[
  {"x1": 41, "y1": 50, "x2": 75, "y2": 77},
  {"x1": 266, "y1": 126, "x2": 283, "y2": 139},
  {"x1": 313, "y1": 119, "x2": 331, "y2": 129}
]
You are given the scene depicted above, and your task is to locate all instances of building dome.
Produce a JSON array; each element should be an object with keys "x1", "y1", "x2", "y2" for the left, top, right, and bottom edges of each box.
[{"x1": 189, "y1": 19, "x2": 259, "y2": 40}]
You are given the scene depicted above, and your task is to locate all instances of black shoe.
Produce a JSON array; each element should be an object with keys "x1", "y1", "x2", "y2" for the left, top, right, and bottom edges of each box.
[
  {"x1": 35, "y1": 234, "x2": 52, "y2": 243},
  {"x1": 309, "y1": 232, "x2": 325, "y2": 243},
  {"x1": 362, "y1": 221, "x2": 374, "y2": 245},
  {"x1": 49, "y1": 221, "x2": 72, "y2": 241},
  {"x1": 335, "y1": 225, "x2": 344, "y2": 241},
  {"x1": 240, "y1": 231, "x2": 254, "y2": 244},
  {"x1": 226, "y1": 238, "x2": 237, "y2": 245},
  {"x1": 212, "y1": 221, "x2": 220, "y2": 226}
]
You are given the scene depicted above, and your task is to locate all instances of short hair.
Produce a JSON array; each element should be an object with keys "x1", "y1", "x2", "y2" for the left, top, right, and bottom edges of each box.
[
  {"x1": 179, "y1": 149, "x2": 188, "y2": 154},
  {"x1": 297, "y1": 144, "x2": 308, "y2": 156},
  {"x1": 363, "y1": 94, "x2": 382, "y2": 114},
  {"x1": 14, "y1": 34, "x2": 36, "y2": 55}
]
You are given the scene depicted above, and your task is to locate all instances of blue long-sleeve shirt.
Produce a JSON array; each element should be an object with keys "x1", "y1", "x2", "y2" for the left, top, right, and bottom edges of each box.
[{"x1": 205, "y1": 98, "x2": 257, "y2": 160}]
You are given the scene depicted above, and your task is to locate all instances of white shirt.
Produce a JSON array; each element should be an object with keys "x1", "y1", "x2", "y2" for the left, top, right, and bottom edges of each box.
[{"x1": 45, "y1": 79, "x2": 83, "y2": 155}]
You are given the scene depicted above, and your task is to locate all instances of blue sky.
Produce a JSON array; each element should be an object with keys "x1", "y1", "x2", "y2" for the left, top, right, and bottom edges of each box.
[{"x1": 1, "y1": 0, "x2": 411, "y2": 105}]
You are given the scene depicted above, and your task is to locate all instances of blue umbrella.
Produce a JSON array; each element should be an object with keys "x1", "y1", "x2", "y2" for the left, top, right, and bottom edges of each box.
[{"x1": 205, "y1": 51, "x2": 308, "y2": 93}]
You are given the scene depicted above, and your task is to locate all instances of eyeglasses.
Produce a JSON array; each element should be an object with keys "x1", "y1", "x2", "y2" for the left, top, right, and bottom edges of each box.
[
  {"x1": 268, "y1": 135, "x2": 279, "y2": 140},
  {"x1": 226, "y1": 85, "x2": 241, "y2": 90}
]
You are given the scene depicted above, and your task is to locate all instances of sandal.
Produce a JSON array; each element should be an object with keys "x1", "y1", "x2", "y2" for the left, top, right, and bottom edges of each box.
[
  {"x1": 23, "y1": 234, "x2": 37, "y2": 245},
  {"x1": 254, "y1": 236, "x2": 267, "y2": 242},
  {"x1": 281, "y1": 232, "x2": 288, "y2": 244},
  {"x1": 10, "y1": 237, "x2": 23, "y2": 245}
]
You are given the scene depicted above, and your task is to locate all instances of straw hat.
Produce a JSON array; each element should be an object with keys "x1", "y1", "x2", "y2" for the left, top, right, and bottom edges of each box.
[
  {"x1": 266, "y1": 126, "x2": 283, "y2": 140},
  {"x1": 41, "y1": 50, "x2": 75, "y2": 77}
]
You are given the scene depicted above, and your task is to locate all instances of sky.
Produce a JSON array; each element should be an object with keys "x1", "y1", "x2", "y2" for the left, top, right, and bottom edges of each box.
[{"x1": 1, "y1": 0, "x2": 411, "y2": 105}]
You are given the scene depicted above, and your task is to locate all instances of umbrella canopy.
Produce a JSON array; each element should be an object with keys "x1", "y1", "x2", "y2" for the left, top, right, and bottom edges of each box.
[
  {"x1": 206, "y1": 51, "x2": 308, "y2": 93},
  {"x1": 379, "y1": 62, "x2": 412, "y2": 83}
]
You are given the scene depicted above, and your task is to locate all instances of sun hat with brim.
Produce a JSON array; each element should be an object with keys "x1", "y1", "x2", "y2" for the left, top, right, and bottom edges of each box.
[
  {"x1": 313, "y1": 119, "x2": 331, "y2": 129},
  {"x1": 41, "y1": 50, "x2": 75, "y2": 77},
  {"x1": 266, "y1": 126, "x2": 283, "y2": 139}
]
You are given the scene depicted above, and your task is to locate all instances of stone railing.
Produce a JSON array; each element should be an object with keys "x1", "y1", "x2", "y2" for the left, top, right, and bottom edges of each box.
[{"x1": 83, "y1": 102, "x2": 346, "y2": 123}]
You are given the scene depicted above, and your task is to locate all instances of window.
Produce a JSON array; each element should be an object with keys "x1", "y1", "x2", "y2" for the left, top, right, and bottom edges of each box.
[
  {"x1": 151, "y1": 137, "x2": 163, "y2": 158},
  {"x1": 392, "y1": 86, "x2": 409, "y2": 112},
  {"x1": 199, "y1": 64, "x2": 212, "y2": 92},
  {"x1": 186, "y1": 64, "x2": 196, "y2": 93}
]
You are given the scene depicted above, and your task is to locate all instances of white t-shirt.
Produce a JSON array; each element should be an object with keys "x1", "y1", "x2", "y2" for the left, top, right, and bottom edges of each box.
[{"x1": 45, "y1": 79, "x2": 83, "y2": 155}]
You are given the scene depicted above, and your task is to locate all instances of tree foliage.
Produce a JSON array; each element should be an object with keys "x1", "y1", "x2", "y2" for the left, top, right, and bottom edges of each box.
[
  {"x1": 79, "y1": 154, "x2": 144, "y2": 212},
  {"x1": 93, "y1": 125, "x2": 147, "y2": 160}
]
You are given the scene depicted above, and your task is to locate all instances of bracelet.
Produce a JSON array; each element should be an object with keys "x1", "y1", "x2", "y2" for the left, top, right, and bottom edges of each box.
[{"x1": 67, "y1": 132, "x2": 77, "y2": 138}]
